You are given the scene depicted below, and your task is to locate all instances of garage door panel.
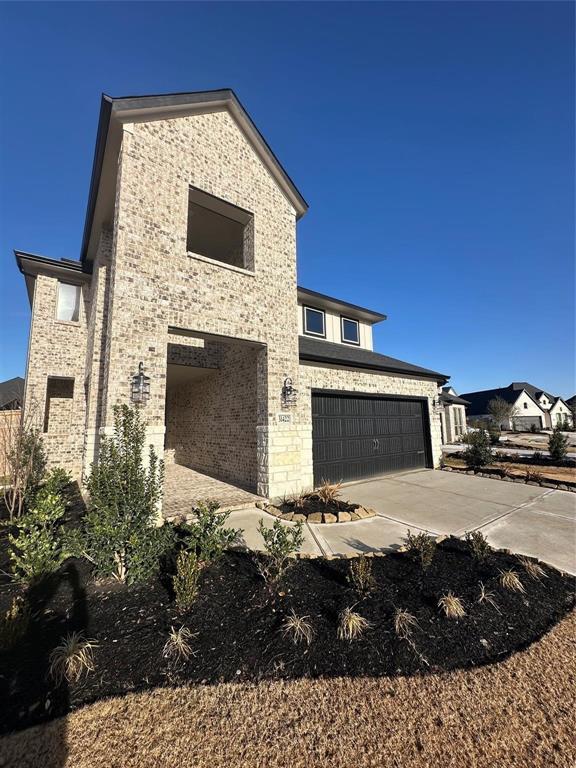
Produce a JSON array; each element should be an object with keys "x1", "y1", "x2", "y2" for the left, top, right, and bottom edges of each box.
[{"x1": 312, "y1": 393, "x2": 430, "y2": 485}]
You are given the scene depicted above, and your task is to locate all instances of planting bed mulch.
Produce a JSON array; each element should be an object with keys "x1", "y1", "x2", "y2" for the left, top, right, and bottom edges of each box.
[
  {"x1": 265, "y1": 491, "x2": 375, "y2": 523},
  {"x1": 443, "y1": 452, "x2": 576, "y2": 489},
  {"x1": 1, "y1": 530, "x2": 574, "y2": 735}
]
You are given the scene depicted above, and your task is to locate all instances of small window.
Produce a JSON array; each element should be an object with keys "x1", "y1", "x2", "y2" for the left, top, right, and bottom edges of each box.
[
  {"x1": 56, "y1": 283, "x2": 81, "y2": 322},
  {"x1": 187, "y1": 187, "x2": 253, "y2": 269},
  {"x1": 303, "y1": 307, "x2": 325, "y2": 337},
  {"x1": 523, "y1": 402, "x2": 528, "y2": 409},
  {"x1": 341, "y1": 317, "x2": 360, "y2": 345}
]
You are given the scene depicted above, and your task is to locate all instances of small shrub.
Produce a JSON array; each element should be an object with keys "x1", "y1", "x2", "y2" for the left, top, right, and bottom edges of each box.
[
  {"x1": 529, "y1": 423, "x2": 538, "y2": 434},
  {"x1": 0, "y1": 596, "x2": 30, "y2": 650},
  {"x1": 347, "y1": 555, "x2": 376, "y2": 596},
  {"x1": 393, "y1": 608, "x2": 418, "y2": 640},
  {"x1": 77, "y1": 404, "x2": 172, "y2": 584},
  {"x1": 524, "y1": 468, "x2": 543, "y2": 484},
  {"x1": 315, "y1": 479, "x2": 343, "y2": 506},
  {"x1": 517, "y1": 556, "x2": 547, "y2": 581},
  {"x1": 532, "y1": 451, "x2": 543, "y2": 462},
  {"x1": 465, "y1": 530, "x2": 491, "y2": 562},
  {"x1": 173, "y1": 549, "x2": 201, "y2": 612},
  {"x1": 163, "y1": 625, "x2": 196, "y2": 664},
  {"x1": 438, "y1": 592, "x2": 465, "y2": 619},
  {"x1": 463, "y1": 429, "x2": 493, "y2": 469},
  {"x1": 185, "y1": 501, "x2": 240, "y2": 565},
  {"x1": 289, "y1": 491, "x2": 310, "y2": 510},
  {"x1": 49, "y1": 632, "x2": 97, "y2": 685},
  {"x1": 405, "y1": 530, "x2": 437, "y2": 570},
  {"x1": 257, "y1": 519, "x2": 304, "y2": 582},
  {"x1": 499, "y1": 569, "x2": 525, "y2": 593},
  {"x1": 548, "y1": 426, "x2": 568, "y2": 463},
  {"x1": 281, "y1": 610, "x2": 315, "y2": 645},
  {"x1": 8, "y1": 489, "x2": 68, "y2": 584},
  {"x1": 337, "y1": 607, "x2": 371, "y2": 642},
  {"x1": 477, "y1": 582, "x2": 500, "y2": 612},
  {"x1": 42, "y1": 468, "x2": 73, "y2": 499},
  {"x1": 487, "y1": 422, "x2": 501, "y2": 445}
]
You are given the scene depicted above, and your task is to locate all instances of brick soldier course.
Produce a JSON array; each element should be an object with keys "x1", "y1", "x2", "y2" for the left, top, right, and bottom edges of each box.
[{"x1": 15, "y1": 89, "x2": 449, "y2": 506}]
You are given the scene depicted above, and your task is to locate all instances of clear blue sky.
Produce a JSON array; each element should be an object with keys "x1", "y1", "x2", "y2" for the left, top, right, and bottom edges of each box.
[{"x1": 0, "y1": 2, "x2": 574, "y2": 396}]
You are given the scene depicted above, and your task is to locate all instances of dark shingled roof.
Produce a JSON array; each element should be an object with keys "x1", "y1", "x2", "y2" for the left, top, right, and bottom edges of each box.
[
  {"x1": 0, "y1": 377, "x2": 24, "y2": 409},
  {"x1": 459, "y1": 383, "x2": 553, "y2": 416},
  {"x1": 510, "y1": 382, "x2": 557, "y2": 403},
  {"x1": 299, "y1": 337, "x2": 448, "y2": 383},
  {"x1": 440, "y1": 392, "x2": 470, "y2": 406}
]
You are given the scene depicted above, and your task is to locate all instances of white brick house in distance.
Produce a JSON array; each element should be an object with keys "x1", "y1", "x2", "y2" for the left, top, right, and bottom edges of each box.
[{"x1": 15, "y1": 90, "x2": 449, "y2": 506}]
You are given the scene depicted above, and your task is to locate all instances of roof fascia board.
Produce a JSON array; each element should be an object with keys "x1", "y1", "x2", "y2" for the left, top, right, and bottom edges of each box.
[
  {"x1": 297, "y1": 286, "x2": 387, "y2": 324},
  {"x1": 15, "y1": 251, "x2": 91, "y2": 306}
]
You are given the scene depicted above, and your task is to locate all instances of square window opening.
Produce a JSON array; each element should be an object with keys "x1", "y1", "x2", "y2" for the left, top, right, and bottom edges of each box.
[
  {"x1": 44, "y1": 377, "x2": 74, "y2": 433},
  {"x1": 57, "y1": 283, "x2": 81, "y2": 322},
  {"x1": 304, "y1": 307, "x2": 326, "y2": 337},
  {"x1": 187, "y1": 187, "x2": 254, "y2": 270},
  {"x1": 341, "y1": 317, "x2": 360, "y2": 345}
]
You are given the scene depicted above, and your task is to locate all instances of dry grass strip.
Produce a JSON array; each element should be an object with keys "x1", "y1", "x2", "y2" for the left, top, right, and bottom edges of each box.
[{"x1": 3, "y1": 613, "x2": 575, "y2": 768}]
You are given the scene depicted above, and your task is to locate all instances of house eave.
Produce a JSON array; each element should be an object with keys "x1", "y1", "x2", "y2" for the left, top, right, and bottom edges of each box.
[
  {"x1": 15, "y1": 250, "x2": 92, "y2": 306},
  {"x1": 297, "y1": 286, "x2": 387, "y2": 324},
  {"x1": 299, "y1": 353, "x2": 449, "y2": 385}
]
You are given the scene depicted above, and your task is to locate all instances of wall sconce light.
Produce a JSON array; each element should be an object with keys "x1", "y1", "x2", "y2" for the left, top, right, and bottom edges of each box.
[
  {"x1": 432, "y1": 396, "x2": 444, "y2": 414},
  {"x1": 282, "y1": 376, "x2": 298, "y2": 407},
  {"x1": 131, "y1": 362, "x2": 150, "y2": 405}
]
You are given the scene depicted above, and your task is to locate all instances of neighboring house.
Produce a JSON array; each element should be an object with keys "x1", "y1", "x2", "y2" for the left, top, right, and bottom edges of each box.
[
  {"x1": 460, "y1": 382, "x2": 574, "y2": 431},
  {"x1": 0, "y1": 377, "x2": 25, "y2": 410},
  {"x1": 438, "y1": 386, "x2": 469, "y2": 443},
  {"x1": 566, "y1": 395, "x2": 576, "y2": 423},
  {"x1": 15, "y1": 89, "x2": 449, "y2": 498}
]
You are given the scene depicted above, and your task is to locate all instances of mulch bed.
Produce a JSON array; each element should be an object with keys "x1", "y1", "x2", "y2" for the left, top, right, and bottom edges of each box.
[
  {"x1": 1, "y1": 528, "x2": 574, "y2": 735},
  {"x1": 266, "y1": 492, "x2": 375, "y2": 523}
]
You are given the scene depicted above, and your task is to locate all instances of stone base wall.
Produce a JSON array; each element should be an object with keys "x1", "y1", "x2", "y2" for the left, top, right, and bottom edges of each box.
[{"x1": 165, "y1": 344, "x2": 259, "y2": 490}]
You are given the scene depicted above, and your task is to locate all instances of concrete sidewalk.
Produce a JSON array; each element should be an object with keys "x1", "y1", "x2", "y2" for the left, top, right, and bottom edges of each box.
[{"x1": 228, "y1": 470, "x2": 576, "y2": 574}]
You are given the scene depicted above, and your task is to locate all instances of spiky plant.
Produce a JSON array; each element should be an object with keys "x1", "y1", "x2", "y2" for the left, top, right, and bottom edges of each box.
[
  {"x1": 347, "y1": 555, "x2": 376, "y2": 596},
  {"x1": 393, "y1": 608, "x2": 419, "y2": 640},
  {"x1": 337, "y1": 607, "x2": 371, "y2": 642},
  {"x1": 499, "y1": 569, "x2": 526, "y2": 593},
  {"x1": 438, "y1": 592, "x2": 466, "y2": 619},
  {"x1": 477, "y1": 581, "x2": 500, "y2": 612},
  {"x1": 49, "y1": 632, "x2": 97, "y2": 685},
  {"x1": 517, "y1": 556, "x2": 547, "y2": 581},
  {"x1": 281, "y1": 610, "x2": 315, "y2": 645},
  {"x1": 315, "y1": 480, "x2": 343, "y2": 506},
  {"x1": 163, "y1": 625, "x2": 196, "y2": 664}
]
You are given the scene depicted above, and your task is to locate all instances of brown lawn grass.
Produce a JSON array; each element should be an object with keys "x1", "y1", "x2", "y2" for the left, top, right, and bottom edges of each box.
[{"x1": 3, "y1": 613, "x2": 575, "y2": 768}]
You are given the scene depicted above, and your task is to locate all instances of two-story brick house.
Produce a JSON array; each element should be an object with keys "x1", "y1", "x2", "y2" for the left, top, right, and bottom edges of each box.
[{"x1": 16, "y1": 90, "x2": 448, "y2": 504}]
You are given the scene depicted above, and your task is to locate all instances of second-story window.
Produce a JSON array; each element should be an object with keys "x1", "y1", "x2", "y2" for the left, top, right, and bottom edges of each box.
[
  {"x1": 56, "y1": 282, "x2": 81, "y2": 322},
  {"x1": 187, "y1": 186, "x2": 254, "y2": 270},
  {"x1": 303, "y1": 306, "x2": 325, "y2": 337},
  {"x1": 341, "y1": 317, "x2": 360, "y2": 345}
]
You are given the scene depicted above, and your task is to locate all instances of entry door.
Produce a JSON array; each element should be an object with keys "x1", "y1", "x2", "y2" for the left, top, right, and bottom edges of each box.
[{"x1": 312, "y1": 393, "x2": 430, "y2": 485}]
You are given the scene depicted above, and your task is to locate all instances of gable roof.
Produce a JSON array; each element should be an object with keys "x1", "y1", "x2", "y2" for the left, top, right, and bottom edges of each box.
[
  {"x1": 510, "y1": 382, "x2": 556, "y2": 403},
  {"x1": 299, "y1": 336, "x2": 448, "y2": 383},
  {"x1": 440, "y1": 392, "x2": 470, "y2": 406},
  {"x1": 297, "y1": 286, "x2": 387, "y2": 324},
  {"x1": 0, "y1": 376, "x2": 25, "y2": 409},
  {"x1": 460, "y1": 384, "x2": 546, "y2": 416},
  {"x1": 81, "y1": 89, "x2": 308, "y2": 263}
]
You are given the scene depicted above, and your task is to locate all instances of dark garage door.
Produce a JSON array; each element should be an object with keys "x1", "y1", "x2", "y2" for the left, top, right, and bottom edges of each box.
[{"x1": 312, "y1": 392, "x2": 431, "y2": 485}]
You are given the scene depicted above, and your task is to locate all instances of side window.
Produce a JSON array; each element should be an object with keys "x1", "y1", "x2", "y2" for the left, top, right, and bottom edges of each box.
[
  {"x1": 303, "y1": 307, "x2": 325, "y2": 337},
  {"x1": 56, "y1": 282, "x2": 81, "y2": 322},
  {"x1": 341, "y1": 317, "x2": 360, "y2": 345}
]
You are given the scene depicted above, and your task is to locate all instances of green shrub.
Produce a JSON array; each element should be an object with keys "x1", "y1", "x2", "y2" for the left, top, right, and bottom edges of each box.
[
  {"x1": 0, "y1": 596, "x2": 30, "y2": 650},
  {"x1": 184, "y1": 501, "x2": 240, "y2": 565},
  {"x1": 487, "y1": 422, "x2": 501, "y2": 445},
  {"x1": 548, "y1": 425, "x2": 568, "y2": 463},
  {"x1": 465, "y1": 530, "x2": 491, "y2": 562},
  {"x1": 76, "y1": 404, "x2": 173, "y2": 584},
  {"x1": 405, "y1": 530, "x2": 436, "y2": 570},
  {"x1": 257, "y1": 519, "x2": 304, "y2": 582},
  {"x1": 173, "y1": 549, "x2": 201, "y2": 613},
  {"x1": 463, "y1": 429, "x2": 493, "y2": 469},
  {"x1": 42, "y1": 468, "x2": 73, "y2": 499},
  {"x1": 8, "y1": 489, "x2": 68, "y2": 584}
]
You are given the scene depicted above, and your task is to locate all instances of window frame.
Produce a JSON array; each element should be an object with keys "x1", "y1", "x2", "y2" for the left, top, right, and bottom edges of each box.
[
  {"x1": 55, "y1": 281, "x2": 81, "y2": 324},
  {"x1": 340, "y1": 316, "x2": 360, "y2": 346},
  {"x1": 303, "y1": 306, "x2": 326, "y2": 338}
]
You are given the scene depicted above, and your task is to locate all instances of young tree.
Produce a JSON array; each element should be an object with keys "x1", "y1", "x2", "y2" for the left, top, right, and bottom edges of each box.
[
  {"x1": 548, "y1": 425, "x2": 568, "y2": 463},
  {"x1": 463, "y1": 429, "x2": 493, "y2": 469},
  {"x1": 487, "y1": 396, "x2": 518, "y2": 431}
]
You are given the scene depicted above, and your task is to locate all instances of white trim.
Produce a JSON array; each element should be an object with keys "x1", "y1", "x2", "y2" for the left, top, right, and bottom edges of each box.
[
  {"x1": 303, "y1": 306, "x2": 326, "y2": 337},
  {"x1": 341, "y1": 316, "x2": 360, "y2": 345}
]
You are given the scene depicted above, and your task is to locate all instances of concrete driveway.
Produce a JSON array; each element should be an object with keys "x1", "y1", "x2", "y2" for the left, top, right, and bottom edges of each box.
[{"x1": 229, "y1": 470, "x2": 576, "y2": 574}]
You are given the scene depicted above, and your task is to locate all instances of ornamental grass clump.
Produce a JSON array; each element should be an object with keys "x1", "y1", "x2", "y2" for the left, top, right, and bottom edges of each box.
[
  {"x1": 73, "y1": 404, "x2": 174, "y2": 584},
  {"x1": 257, "y1": 519, "x2": 304, "y2": 583},
  {"x1": 315, "y1": 479, "x2": 343, "y2": 506},
  {"x1": 163, "y1": 625, "x2": 196, "y2": 664},
  {"x1": 517, "y1": 556, "x2": 547, "y2": 581},
  {"x1": 347, "y1": 555, "x2": 376, "y2": 596},
  {"x1": 337, "y1": 607, "x2": 371, "y2": 642},
  {"x1": 49, "y1": 632, "x2": 97, "y2": 685},
  {"x1": 281, "y1": 610, "x2": 315, "y2": 646},
  {"x1": 499, "y1": 569, "x2": 526, "y2": 593},
  {"x1": 393, "y1": 608, "x2": 419, "y2": 640},
  {"x1": 477, "y1": 582, "x2": 500, "y2": 612},
  {"x1": 438, "y1": 592, "x2": 466, "y2": 619},
  {"x1": 405, "y1": 530, "x2": 437, "y2": 570},
  {"x1": 465, "y1": 530, "x2": 491, "y2": 563}
]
